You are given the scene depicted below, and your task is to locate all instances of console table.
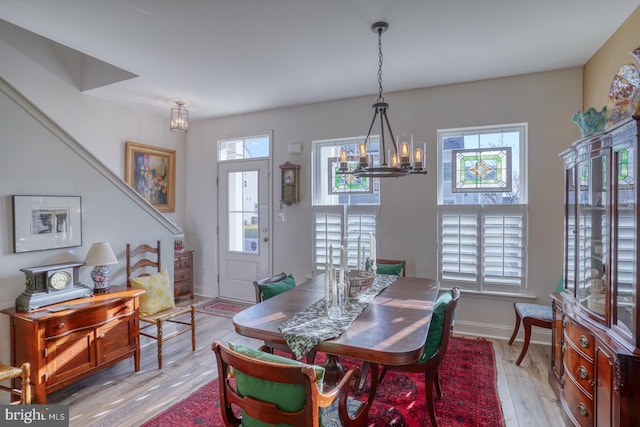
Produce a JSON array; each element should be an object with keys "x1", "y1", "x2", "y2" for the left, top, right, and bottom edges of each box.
[{"x1": 1, "y1": 287, "x2": 144, "y2": 403}]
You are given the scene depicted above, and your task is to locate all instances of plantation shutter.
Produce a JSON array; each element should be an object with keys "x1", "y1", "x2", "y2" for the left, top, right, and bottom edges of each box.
[
  {"x1": 439, "y1": 205, "x2": 480, "y2": 284},
  {"x1": 439, "y1": 204, "x2": 527, "y2": 292},
  {"x1": 313, "y1": 206, "x2": 378, "y2": 273},
  {"x1": 482, "y1": 205, "x2": 526, "y2": 291},
  {"x1": 313, "y1": 207, "x2": 343, "y2": 272},
  {"x1": 346, "y1": 206, "x2": 378, "y2": 267}
]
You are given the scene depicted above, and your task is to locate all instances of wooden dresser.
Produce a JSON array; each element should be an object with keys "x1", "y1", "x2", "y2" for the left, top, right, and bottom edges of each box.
[
  {"x1": 1, "y1": 287, "x2": 144, "y2": 403},
  {"x1": 174, "y1": 250, "x2": 194, "y2": 299},
  {"x1": 551, "y1": 116, "x2": 640, "y2": 426}
]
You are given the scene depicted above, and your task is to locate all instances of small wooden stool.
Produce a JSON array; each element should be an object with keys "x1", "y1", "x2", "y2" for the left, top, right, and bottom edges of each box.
[
  {"x1": 508, "y1": 303, "x2": 553, "y2": 365},
  {"x1": 0, "y1": 362, "x2": 31, "y2": 404}
]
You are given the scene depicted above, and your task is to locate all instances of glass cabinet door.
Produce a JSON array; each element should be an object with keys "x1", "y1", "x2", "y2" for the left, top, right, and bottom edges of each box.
[
  {"x1": 564, "y1": 164, "x2": 576, "y2": 296},
  {"x1": 576, "y1": 151, "x2": 608, "y2": 320},
  {"x1": 612, "y1": 144, "x2": 636, "y2": 340}
]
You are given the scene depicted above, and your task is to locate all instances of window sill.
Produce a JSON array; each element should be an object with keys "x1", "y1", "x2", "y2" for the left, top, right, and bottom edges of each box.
[{"x1": 440, "y1": 287, "x2": 540, "y2": 302}]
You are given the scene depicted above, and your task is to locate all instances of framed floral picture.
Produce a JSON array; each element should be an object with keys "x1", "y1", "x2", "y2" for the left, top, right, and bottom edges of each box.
[{"x1": 125, "y1": 141, "x2": 176, "y2": 212}]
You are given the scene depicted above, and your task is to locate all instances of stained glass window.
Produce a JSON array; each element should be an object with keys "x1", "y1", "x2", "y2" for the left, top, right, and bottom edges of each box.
[
  {"x1": 328, "y1": 157, "x2": 373, "y2": 194},
  {"x1": 451, "y1": 147, "x2": 511, "y2": 193}
]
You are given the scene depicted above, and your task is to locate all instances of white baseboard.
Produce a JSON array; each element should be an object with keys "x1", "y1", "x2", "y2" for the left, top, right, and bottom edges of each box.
[{"x1": 454, "y1": 319, "x2": 552, "y2": 346}]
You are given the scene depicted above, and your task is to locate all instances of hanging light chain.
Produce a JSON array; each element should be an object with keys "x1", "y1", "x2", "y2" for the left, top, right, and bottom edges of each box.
[{"x1": 376, "y1": 26, "x2": 385, "y2": 103}]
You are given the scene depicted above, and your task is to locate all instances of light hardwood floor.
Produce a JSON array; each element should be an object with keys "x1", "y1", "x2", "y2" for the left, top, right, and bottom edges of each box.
[{"x1": 46, "y1": 297, "x2": 566, "y2": 427}]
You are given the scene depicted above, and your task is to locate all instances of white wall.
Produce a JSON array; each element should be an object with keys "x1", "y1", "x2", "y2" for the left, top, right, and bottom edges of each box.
[
  {"x1": 0, "y1": 38, "x2": 184, "y2": 374},
  {"x1": 187, "y1": 68, "x2": 583, "y2": 340}
]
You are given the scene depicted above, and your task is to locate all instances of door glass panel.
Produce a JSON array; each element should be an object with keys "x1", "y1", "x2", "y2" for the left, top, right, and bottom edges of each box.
[
  {"x1": 614, "y1": 146, "x2": 635, "y2": 337},
  {"x1": 227, "y1": 170, "x2": 259, "y2": 253}
]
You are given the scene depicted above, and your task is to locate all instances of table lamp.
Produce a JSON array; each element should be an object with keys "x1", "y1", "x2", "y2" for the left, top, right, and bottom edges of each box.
[{"x1": 84, "y1": 242, "x2": 118, "y2": 293}]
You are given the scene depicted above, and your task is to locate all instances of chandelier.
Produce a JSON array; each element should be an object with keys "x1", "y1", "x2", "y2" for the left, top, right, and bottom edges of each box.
[
  {"x1": 339, "y1": 22, "x2": 426, "y2": 178},
  {"x1": 170, "y1": 101, "x2": 189, "y2": 133}
]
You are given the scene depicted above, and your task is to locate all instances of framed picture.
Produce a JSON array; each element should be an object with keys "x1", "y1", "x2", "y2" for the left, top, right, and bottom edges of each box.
[
  {"x1": 12, "y1": 195, "x2": 82, "y2": 253},
  {"x1": 125, "y1": 141, "x2": 176, "y2": 212}
]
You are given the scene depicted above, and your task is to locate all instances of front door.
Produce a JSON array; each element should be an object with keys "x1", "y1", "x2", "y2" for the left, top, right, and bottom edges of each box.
[{"x1": 218, "y1": 159, "x2": 270, "y2": 302}]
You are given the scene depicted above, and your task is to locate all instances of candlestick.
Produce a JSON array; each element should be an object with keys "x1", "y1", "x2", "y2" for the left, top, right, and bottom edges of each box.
[
  {"x1": 332, "y1": 266, "x2": 338, "y2": 306},
  {"x1": 325, "y1": 261, "x2": 330, "y2": 302},
  {"x1": 357, "y1": 235, "x2": 361, "y2": 270}
]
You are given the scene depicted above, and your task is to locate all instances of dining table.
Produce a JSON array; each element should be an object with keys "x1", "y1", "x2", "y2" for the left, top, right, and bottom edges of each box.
[{"x1": 232, "y1": 273, "x2": 440, "y2": 418}]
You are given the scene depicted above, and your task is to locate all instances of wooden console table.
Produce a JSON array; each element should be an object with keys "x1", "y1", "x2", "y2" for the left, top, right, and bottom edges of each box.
[{"x1": 1, "y1": 287, "x2": 144, "y2": 403}]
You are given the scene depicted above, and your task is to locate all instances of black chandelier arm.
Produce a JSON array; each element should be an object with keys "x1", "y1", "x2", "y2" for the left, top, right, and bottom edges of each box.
[{"x1": 381, "y1": 109, "x2": 398, "y2": 154}]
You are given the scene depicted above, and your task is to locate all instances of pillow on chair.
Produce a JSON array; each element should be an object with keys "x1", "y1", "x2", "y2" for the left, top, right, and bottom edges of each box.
[
  {"x1": 228, "y1": 343, "x2": 324, "y2": 427},
  {"x1": 260, "y1": 274, "x2": 296, "y2": 300},
  {"x1": 419, "y1": 290, "x2": 454, "y2": 362},
  {"x1": 129, "y1": 270, "x2": 175, "y2": 316}
]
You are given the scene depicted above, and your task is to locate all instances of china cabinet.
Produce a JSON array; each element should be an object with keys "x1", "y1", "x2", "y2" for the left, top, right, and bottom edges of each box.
[{"x1": 551, "y1": 116, "x2": 640, "y2": 426}]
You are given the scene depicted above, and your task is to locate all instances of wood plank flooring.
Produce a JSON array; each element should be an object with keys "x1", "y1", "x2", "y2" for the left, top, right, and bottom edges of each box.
[{"x1": 46, "y1": 297, "x2": 566, "y2": 427}]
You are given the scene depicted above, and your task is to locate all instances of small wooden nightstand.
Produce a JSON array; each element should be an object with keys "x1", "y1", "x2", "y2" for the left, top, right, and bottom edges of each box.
[{"x1": 174, "y1": 250, "x2": 194, "y2": 299}]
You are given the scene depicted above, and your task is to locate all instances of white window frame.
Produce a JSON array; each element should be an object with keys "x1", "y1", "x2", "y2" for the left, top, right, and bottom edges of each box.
[
  {"x1": 437, "y1": 123, "x2": 528, "y2": 294},
  {"x1": 312, "y1": 137, "x2": 380, "y2": 274}
]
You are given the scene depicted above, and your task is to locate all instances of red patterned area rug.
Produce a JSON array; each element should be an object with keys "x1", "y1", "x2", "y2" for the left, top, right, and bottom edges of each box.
[{"x1": 142, "y1": 336, "x2": 504, "y2": 426}]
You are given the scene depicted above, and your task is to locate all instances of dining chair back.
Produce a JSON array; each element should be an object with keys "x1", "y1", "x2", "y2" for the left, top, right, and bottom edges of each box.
[
  {"x1": 126, "y1": 241, "x2": 196, "y2": 369},
  {"x1": 252, "y1": 271, "x2": 288, "y2": 303},
  {"x1": 374, "y1": 258, "x2": 406, "y2": 276},
  {"x1": 0, "y1": 362, "x2": 31, "y2": 404},
  {"x1": 252, "y1": 272, "x2": 317, "y2": 364},
  {"x1": 377, "y1": 286, "x2": 461, "y2": 427},
  {"x1": 212, "y1": 341, "x2": 367, "y2": 427}
]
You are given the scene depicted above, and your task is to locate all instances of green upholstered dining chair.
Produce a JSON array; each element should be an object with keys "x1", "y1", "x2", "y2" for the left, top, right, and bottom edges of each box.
[
  {"x1": 373, "y1": 258, "x2": 406, "y2": 276},
  {"x1": 253, "y1": 272, "x2": 292, "y2": 303},
  {"x1": 252, "y1": 272, "x2": 316, "y2": 364},
  {"x1": 377, "y1": 287, "x2": 461, "y2": 427},
  {"x1": 212, "y1": 341, "x2": 367, "y2": 427},
  {"x1": 508, "y1": 277, "x2": 563, "y2": 366}
]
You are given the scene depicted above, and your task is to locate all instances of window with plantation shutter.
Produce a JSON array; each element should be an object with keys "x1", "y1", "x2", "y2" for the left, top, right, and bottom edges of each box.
[
  {"x1": 312, "y1": 137, "x2": 380, "y2": 274},
  {"x1": 437, "y1": 124, "x2": 528, "y2": 294}
]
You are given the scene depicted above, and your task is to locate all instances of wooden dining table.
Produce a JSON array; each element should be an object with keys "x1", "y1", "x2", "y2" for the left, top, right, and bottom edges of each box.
[{"x1": 232, "y1": 273, "x2": 440, "y2": 417}]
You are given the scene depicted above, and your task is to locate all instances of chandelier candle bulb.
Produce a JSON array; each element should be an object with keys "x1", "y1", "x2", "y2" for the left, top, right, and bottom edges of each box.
[
  {"x1": 358, "y1": 142, "x2": 369, "y2": 168},
  {"x1": 339, "y1": 149, "x2": 349, "y2": 170},
  {"x1": 414, "y1": 145, "x2": 425, "y2": 170},
  {"x1": 400, "y1": 140, "x2": 411, "y2": 166},
  {"x1": 391, "y1": 152, "x2": 398, "y2": 168}
]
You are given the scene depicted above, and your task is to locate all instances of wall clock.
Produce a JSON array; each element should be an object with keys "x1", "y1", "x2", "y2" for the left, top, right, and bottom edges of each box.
[
  {"x1": 280, "y1": 162, "x2": 300, "y2": 206},
  {"x1": 16, "y1": 261, "x2": 93, "y2": 311}
]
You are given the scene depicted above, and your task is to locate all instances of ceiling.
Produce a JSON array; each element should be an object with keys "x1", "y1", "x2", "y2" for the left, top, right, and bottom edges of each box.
[{"x1": 1, "y1": 1, "x2": 638, "y2": 121}]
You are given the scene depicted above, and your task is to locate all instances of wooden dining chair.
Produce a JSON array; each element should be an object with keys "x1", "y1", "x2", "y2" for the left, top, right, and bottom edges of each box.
[
  {"x1": 373, "y1": 258, "x2": 406, "y2": 276},
  {"x1": 508, "y1": 277, "x2": 563, "y2": 366},
  {"x1": 212, "y1": 341, "x2": 367, "y2": 427},
  {"x1": 126, "y1": 241, "x2": 196, "y2": 369},
  {"x1": 377, "y1": 287, "x2": 461, "y2": 427},
  {"x1": 0, "y1": 362, "x2": 31, "y2": 404},
  {"x1": 253, "y1": 272, "x2": 317, "y2": 364},
  {"x1": 508, "y1": 302, "x2": 553, "y2": 366}
]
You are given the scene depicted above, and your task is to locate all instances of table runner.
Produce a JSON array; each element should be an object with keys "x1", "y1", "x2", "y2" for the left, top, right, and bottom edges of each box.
[{"x1": 278, "y1": 274, "x2": 398, "y2": 359}]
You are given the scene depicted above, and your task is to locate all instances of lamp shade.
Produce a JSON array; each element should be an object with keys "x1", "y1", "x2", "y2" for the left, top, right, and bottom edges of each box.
[{"x1": 84, "y1": 242, "x2": 118, "y2": 266}]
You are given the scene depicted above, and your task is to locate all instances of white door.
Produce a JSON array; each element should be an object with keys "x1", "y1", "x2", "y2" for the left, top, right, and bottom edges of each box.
[{"x1": 218, "y1": 159, "x2": 270, "y2": 302}]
